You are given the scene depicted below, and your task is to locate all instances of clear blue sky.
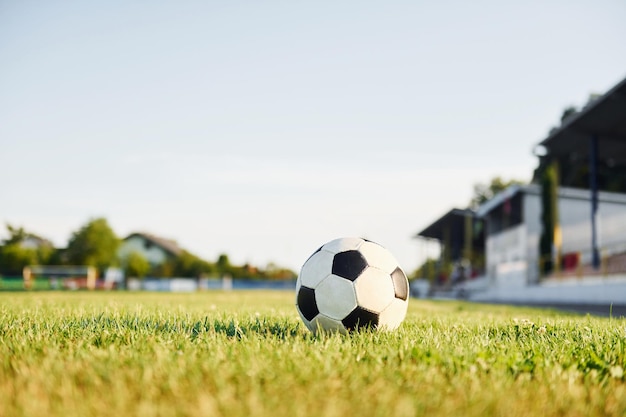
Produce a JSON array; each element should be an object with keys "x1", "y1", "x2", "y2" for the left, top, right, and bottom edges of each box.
[{"x1": 1, "y1": 1, "x2": 625, "y2": 273}]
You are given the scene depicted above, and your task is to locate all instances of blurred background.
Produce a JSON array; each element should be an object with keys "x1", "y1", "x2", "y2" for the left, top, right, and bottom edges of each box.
[{"x1": 1, "y1": 1, "x2": 625, "y2": 295}]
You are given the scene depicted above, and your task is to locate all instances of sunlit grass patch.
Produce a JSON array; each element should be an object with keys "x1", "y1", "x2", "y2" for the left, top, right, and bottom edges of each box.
[{"x1": 1, "y1": 291, "x2": 625, "y2": 417}]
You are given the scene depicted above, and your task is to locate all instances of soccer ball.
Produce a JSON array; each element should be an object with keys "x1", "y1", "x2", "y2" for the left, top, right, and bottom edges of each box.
[{"x1": 295, "y1": 237, "x2": 410, "y2": 334}]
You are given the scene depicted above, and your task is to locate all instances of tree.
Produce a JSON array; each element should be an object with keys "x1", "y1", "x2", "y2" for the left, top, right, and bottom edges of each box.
[
  {"x1": 123, "y1": 251, "x2": 151, "y2": 279},
  {"x1": 150, "y1": 261, "x2": 175, "y2": 278},
  {"x1": 411, "y1": 258, "x2": 436, "y2": 280},
  {"x1": 2, "y1": 224, "x2": 28, "y2": 245},
  {"x1": 469, "y1": 176, "x2": 525, "y2": 209},
  {"x1": 65, "y1": 218, "x2": 120, "y2": 272},
  {"x1": 264, "y1": 262, "x2": 297, "y2": 280},
  {"x1": 560, "y1": 105, "x2": 577, "y2": 123},
  {"x1": 0, "y1": 224, "x2": 55, "y2": 275},
  {"x1": 0, "y1": 244, "x2": 39, "y2": 276},
  {"x1": 172, "y1": 250, "x2": 216, "y2": 278},
  {"x1": 216, "y1": 253, "x2": 232, "y2": 277},
  {"x1": 539, "y1": 161, "x2": 559, "y2": 276}
]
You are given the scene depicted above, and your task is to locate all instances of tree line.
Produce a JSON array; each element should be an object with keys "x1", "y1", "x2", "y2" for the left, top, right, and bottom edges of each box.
[{"x1": 0, "y1": 218, "x2": 296, "y2": 280}]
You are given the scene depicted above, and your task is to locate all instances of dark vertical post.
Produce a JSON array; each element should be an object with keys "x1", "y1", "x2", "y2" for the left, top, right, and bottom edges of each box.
[
  {"x1": 590, "y1": 135, "x2": 600, "y2": 269},
  {"x1": 463, "y1": 212, "x2": 472, "y2": 263},
  {"x1": 443, "y1": 224, "x2": 450, "y2": 285}
]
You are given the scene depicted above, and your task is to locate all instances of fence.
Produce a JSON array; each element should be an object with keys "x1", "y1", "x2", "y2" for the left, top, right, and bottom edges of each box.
[
  {"x1": 128, "y1": 278, "x2": 296, "y2": 292},
  {"x1": 540, "y1": 240, "x2": 626, "y2": 279},
  {"x1": 0, "y1": 276, "x2": 51, "y2": 290},
  {"x1": 0, "y1": 275, "x2": 297, "y2": 292}
]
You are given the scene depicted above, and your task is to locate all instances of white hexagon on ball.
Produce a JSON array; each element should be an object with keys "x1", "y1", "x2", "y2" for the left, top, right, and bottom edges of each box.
[
  {"x1": 321, "y1": 237, "x2": 364, "y2": 254},
  {"x1": 353, "y1": 267, "x2": 395, "y2": 313},
  {"x1": 298, "y1": 250, "x2": 334, "y2": 289},
  {"x1": 311, "y1": 315, "x2": 347, "y2": 335},
  {"x1": 378, "y1": 298, "x2": 409, "y2": 331},
  {"x1": 359, "y1": 241, "x2": 401, "y2": 274},
  {"x1": 315, "y1": 275, "x2": 357, "y2": 320}
]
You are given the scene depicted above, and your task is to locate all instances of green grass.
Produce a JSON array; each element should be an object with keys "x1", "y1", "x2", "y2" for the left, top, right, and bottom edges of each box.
[
  {"x1": 0, "y1": 277, "x2": 51, "y2": 291},
  {"x1": 1, "y1": 291, "x2": 625, "y2": 417}
]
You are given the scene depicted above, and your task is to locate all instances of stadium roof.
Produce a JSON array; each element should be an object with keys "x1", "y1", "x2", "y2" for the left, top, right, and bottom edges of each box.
[
  {"x1": 475, "y1": 184, "x2": 528, "y2": 217},
  {"x1": 538, "y1": 75, "x2": 626, "y2": 165},
  {"x1": 414, "y1": 208, "x2": 476, "y2": 241}
]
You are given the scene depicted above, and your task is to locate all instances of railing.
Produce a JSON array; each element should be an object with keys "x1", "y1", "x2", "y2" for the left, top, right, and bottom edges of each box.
[{"x1": 540, "y1": 241, "x2": 626, "y2": 280}]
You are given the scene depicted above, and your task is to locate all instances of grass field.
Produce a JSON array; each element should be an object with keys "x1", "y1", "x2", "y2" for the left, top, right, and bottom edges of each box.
[{"x1": 1, "y1": 291, "x2": 626, "y2": 417}]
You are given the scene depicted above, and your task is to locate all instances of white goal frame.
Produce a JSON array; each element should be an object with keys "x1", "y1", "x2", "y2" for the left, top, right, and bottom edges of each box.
[{"x1": 23, "y1": 265, "x2": 97, "y2": 290}]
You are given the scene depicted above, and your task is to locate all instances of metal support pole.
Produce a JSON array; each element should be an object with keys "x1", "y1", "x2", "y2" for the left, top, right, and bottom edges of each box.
[
  {"x1": 590, "y1": 135, "x2": 600, "y2": 269},
  {"x1": 463, "y1": 213, "x2": 473, "y2": 263}
]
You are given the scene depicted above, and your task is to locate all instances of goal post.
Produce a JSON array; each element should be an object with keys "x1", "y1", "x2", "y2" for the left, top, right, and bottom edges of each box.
[{"x1": 23, "y1": 265, "x2": 97, "y2": 290}]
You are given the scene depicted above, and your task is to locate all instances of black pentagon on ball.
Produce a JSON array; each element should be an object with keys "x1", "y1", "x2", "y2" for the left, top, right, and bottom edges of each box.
[
  {"x1": 332, "y1": 250, "x2": 367, "y2": 281},
  {"x1": 342, "y1": 306, "x2": 379, "y2": 330},
  {"x1": 297, "y1": 286, "x2": 319, "y2": 321},
  {"x1": 391, "y1": 267, "x2": 409, "y2": 300}
]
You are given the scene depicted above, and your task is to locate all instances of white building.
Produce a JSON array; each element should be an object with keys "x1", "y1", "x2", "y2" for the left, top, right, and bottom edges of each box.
[
  {"x1": 118, "y1": 232, "x2": 182, "y2": 268},
  {"x1": 465, "y1": 76, "x2": 626, "y2": 311},
  {"x1": 477, "y1": 184, "x2": 626, "y2": 287}
]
